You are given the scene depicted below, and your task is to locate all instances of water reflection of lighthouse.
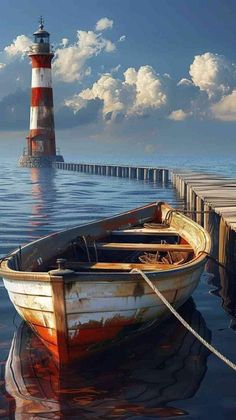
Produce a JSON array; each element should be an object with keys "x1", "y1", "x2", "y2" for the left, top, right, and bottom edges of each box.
[{"x1": 29, "y1": 167, "x2": 57, "y2": 238}]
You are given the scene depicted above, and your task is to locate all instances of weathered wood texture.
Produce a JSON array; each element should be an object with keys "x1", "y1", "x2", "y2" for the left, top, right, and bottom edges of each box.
[
  {"x1": 66, "y1": 261, "x2": 187, "y2": 271},
  {"x1": 172, "y1": 169, "x2": 236, "y2": 270},
  {"x1": 51, "y1": 277, "x2": 69, "y2": 364},
  {"x1": 96, "y1": 242, "x2": 193, "y2": 252},
  {"x1": 112, "y1": 227, "x2": 178, "y2": 236}
]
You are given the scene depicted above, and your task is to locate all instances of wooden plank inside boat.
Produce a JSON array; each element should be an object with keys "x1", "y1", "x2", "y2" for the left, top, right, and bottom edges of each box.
[
  {"x1": 95, "y1": 243, "x2": 193, "y2": 252},
  {"x1": 111, "y1": 227, "x2": 179, "y2": 236},
  {"x1": 66, "y1": 261, "x2": 184, "y2": 271}
]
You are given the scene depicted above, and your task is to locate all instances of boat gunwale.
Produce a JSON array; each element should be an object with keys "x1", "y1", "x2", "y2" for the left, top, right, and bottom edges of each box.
[
  {"x1": 0, "y1": 201, "x2": 211, "y2": 282},
  {"x1": 0, "y1": 249, "x2": 208, "y2": 283}
]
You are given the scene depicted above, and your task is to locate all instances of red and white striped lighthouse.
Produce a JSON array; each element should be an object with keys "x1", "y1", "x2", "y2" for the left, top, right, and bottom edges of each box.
[{"x1": 19, "y1": 18, "x2": 63, "y2": 167}]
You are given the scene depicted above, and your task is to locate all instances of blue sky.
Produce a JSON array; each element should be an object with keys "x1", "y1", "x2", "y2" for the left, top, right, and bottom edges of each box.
[{"x1": 1, "y1": 0, "x2": 236, "y2": 162}]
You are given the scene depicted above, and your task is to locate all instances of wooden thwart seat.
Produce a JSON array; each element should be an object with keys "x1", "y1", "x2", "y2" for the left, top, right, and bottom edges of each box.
[
  {"x1": 67, "y1": 261, "x2": 185, "y2": 271},
  {"x1": 111, "y1": 228, "x2": 179, "y2": 236},
  {"x1": 95, "y1": 243, "x2": 193, "y2": 252}
]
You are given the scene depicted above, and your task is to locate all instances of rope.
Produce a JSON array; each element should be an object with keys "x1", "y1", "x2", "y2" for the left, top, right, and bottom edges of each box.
[
  {"x1": 131, "y1": 268, "x2": 236, "y2": 372},
  {"x1": 198, "y1": 250, "x2": 236, "y2": 276}
]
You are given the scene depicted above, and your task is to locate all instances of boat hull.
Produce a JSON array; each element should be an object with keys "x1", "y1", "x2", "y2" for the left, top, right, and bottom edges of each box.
[
  {"x1": 3, "y1": 261, "x2": 204, "y2": 363},
  {"x1": 1, "y1": 201, "x2": 211, "y2": 364}
]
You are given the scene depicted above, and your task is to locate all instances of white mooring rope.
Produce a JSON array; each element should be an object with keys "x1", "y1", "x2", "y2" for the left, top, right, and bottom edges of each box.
[{"x1": 131, "y1": 268, "x2": 236, "y2": 372}]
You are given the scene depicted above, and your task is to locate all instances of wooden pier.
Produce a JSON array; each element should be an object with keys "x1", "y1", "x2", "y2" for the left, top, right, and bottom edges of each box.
[
  {"x1": 171, "y1": 170, "x2": 236, "y2": 271},
  {"x1": 53, "y1": 162, "x2": 169, "y2": 183},
  {"x1": 53, "y1": 161, "x2": 236, "y2": 271}
]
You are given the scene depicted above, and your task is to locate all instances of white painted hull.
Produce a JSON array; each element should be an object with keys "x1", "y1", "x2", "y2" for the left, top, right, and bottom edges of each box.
[{"x1": 3, "y1": 262, "x2": 204, "y2": 361}]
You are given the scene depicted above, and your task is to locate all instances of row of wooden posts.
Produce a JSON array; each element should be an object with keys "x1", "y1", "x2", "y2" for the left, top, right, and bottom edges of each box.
[
  {"x1": 54, "y1": 162, "x2": 169, "y2": 183},
  {"x1": 171, "y1": 170, "x2": 236, "y2": 272},
  {"x1": 53, "y1": 162, "x2": 236, "y2": 271}
]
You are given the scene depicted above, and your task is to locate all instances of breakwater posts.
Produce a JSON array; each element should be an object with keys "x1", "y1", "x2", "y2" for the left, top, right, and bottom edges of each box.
[
  {"x1": 53, "y1": 162, "x2": 169, "y2": 183},
  {"x1": 171, "y1": 170, "x2": 236, "y2": 272}
]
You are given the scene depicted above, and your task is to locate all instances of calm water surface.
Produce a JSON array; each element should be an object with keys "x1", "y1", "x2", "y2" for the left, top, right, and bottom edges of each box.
[{"x1": 0, "y1": 160, "x2": 235, "y2": 419}]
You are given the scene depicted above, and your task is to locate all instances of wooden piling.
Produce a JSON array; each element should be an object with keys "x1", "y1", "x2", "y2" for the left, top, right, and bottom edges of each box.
[
  {"x1": 162, "y1": 169, "x2": 169, "y2": 183},
  {"x1": 55, "y1": 162, "x2": 170, "y2": 185},
  {"x1": 172, "y1": 169, "x2": 236, "y2": 269},
  {"x1": 137, "y1": 168, "x2": 144, "y2": 180}
]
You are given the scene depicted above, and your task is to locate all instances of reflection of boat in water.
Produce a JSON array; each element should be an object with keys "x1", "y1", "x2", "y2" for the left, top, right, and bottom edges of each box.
[{"x1": 4, "y1": 299, "x2": 211, "y2": 418}]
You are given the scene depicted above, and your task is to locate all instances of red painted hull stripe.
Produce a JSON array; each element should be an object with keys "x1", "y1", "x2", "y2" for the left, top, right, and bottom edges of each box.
[{"x1": 36, "y1": 323, "x2": 136, "y2": 362}]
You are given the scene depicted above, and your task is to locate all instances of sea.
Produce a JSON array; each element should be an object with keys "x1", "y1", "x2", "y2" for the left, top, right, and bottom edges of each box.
[{"x1": 0, "y1": 156, "x2": 236, "y2": 419}]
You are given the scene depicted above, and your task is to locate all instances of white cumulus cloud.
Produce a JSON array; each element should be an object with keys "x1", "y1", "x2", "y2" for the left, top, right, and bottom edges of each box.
[
  {"x1": 211, "y1": 90, "x2": 236, "y2": 121},
  {"x1": 4, "y1": 35, "x2": 31, "y2": 57},
  {"x1": 65, "y1": 65, "x2": 167, "y2": 120},
  {"x1": 189, "y1": 52, "x2": 236, "y2": 98},
  {"x1": 65, "y1": 94, "x2": 88, "y2": 113},
  {"x1": 124, "y1": 67, "x2": 137, "y2": 85},
  {"x1": 168, "y1": 109, "x2": 192, "y2": 121},
  {"x1": 127, "y1": 66, "x2": 167, "y2": 112},
  {"x1": 0, "y1": 63, "x2": 6, "y2": 70},
  {"x1": 60, "y1": 38, "x2": 69, "y2": 48},
  {"x1": 53, "y1": 29, "x2": 116, "y2": 83},
  {"x1": 81, "y1": 73, "x2": 133, "y2": 119},
  {"x1": 95, "y1": 17, "x2": 113, "y2": 32}
]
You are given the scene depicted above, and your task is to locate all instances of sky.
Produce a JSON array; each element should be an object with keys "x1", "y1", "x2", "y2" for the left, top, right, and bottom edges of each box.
[{"x1": 1, "y1": 0, "x2": 236, "y2": 162}]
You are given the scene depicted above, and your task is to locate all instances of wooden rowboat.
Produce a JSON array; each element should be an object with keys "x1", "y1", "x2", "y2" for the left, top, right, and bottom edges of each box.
[{"x1": 0, "y1": 202, "x2": 211, "y2": 364}]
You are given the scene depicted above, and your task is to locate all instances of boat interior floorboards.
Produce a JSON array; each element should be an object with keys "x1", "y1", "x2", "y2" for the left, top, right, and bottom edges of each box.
[{"x1": 39, "y1": 224, "x2": 194, "y2": 274}]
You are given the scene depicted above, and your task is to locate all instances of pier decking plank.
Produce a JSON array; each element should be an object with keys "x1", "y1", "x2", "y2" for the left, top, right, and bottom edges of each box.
[{"x1": 172, "y1": 169, "x2": 236, "y2": 273}]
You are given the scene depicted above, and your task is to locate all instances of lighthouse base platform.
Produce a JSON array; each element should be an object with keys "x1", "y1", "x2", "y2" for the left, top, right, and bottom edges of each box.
[{"x1": 19, "y1": 155, "x2": 64, "y2": 168}]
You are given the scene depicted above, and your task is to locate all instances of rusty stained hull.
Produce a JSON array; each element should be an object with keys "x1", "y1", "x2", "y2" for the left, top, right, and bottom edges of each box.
[
  {"x1": 3, "y1": 262, "x2": 204, "y2": 363},
  {"x1": 65, "y1": 266, "x2": 204, "y2": 362},
  {"x1": 1, "y1": 202, "x2": 211, "y2": 364}
]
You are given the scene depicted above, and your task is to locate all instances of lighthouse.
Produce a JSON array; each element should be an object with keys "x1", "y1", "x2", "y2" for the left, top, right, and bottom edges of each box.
[{"x1": 19, "y1": 18, "x2": 64, "y2": 167}]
